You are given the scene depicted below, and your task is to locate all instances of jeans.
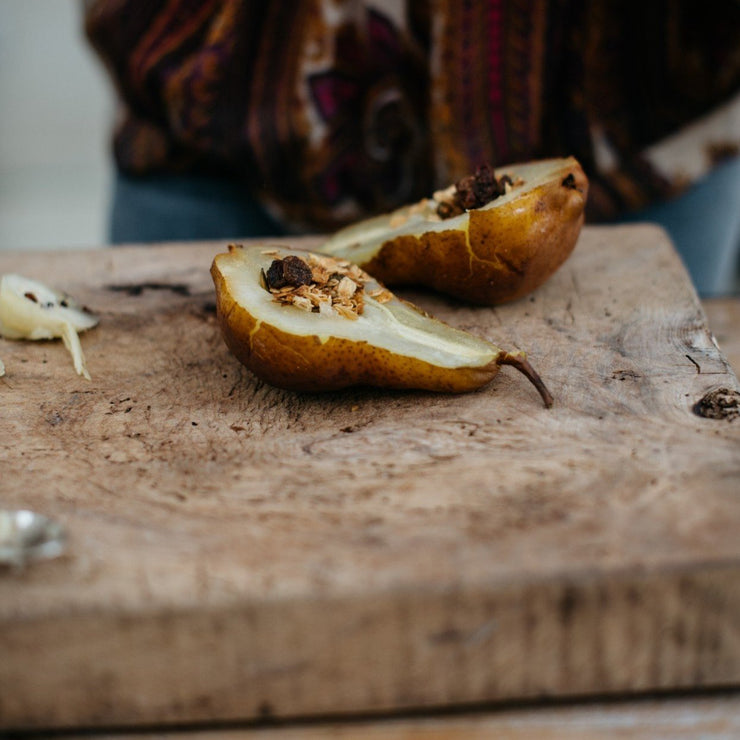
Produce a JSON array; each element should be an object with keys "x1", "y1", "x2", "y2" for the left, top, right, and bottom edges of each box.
[
  {"x1": 110, "y1": 172, "x2": 285, "y2": 244},
  {"x1": 618, "y1": 156, "x2": 740, "y2": 297}
]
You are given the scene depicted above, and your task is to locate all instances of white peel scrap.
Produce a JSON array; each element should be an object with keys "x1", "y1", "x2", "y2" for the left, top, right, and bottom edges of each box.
[{"x1": 0, "y1": 274, "x2": 99, "y2": 379}]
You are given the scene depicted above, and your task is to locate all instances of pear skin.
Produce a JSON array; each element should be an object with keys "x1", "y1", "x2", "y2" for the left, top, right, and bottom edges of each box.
[
  {"x1": 319, "y1": 158, "x2": 588, "y2": 305},
  {"x1": 211, "y1": 244, "x2": 553, "y2": 405}
]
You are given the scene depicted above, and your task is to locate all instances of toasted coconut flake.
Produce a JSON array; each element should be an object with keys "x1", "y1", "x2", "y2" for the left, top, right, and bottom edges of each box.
[
  {"x1": 336, "y1": 276, "x2": 357, "y2": 300},
  {"x1": 369, "y1": 287, "x2": 393, "y2": 304},
  {"x1": 389, "y1": 213, "x2": 408, "y2": 228},
  {"x1": 334, "y1": 304, "x2": 360, "y2": 320}
]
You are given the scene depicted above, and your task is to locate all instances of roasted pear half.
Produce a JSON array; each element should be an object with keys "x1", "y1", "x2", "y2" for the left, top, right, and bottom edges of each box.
[
  {"x1": 211, "y1": 244, "x2": 553, "y2": 406},
  {"x1": 319, "y1": 157, "x2": 588, "y2": 305}
]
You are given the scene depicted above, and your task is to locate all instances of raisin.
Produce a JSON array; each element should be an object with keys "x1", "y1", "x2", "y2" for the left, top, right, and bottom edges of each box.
[
  {"x1": 454, "y1": 164, "x2": 503, "y2": 210},
  {"x1": 454, "y1": 174, "x2": 480, "y2": 210},
  {"x1": 265, "y1": 256, "x2": 313, "y2": 290},
  {"x1": 471, "y1": 163, "x2": 500, "y2": 204}
]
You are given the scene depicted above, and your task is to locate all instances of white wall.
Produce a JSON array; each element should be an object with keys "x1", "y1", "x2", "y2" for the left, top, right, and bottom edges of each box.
[{"x1": 0, "y1": 0, "x2": 113, "y2": 250}]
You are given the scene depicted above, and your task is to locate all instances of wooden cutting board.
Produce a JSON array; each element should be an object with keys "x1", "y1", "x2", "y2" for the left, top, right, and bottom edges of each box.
[{"x1": 1, "y1": 225, "x2": 739, "y2": 730}]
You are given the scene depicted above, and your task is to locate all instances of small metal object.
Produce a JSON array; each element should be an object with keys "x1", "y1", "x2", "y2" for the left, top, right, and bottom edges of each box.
[{"x1": 0, "y1": 509, "x2": 66, "y2": 568}]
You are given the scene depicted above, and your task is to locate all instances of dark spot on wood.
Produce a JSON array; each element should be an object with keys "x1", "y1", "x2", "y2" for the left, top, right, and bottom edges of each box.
[
  {"x1": 708, "y1": 627, "x2": 722, "y2": 653},
  {"x1": 24, "y1": 292, "x2": 38, "y2": 303},
  {"x1": 612, "y1": 369, "x2": 641, "y2": 381},
  {"x1": 428, "y1": 627, "x2": 464, "y2": 644},
  {"x1": 559, "y1": 586, "x2": 579, "y2": 623},
  {"x1": 46, "y1": 411, "x2": 64, "y2": 426},
  {"x1": 194, "y1": 694, "x2": 213, "y2": 710},
  {"x1": 202, "y1": 302, "x2": 217, "y2": 315},
  {"x1": 692, "y1": 387, "x2": 740, "y2": 420},
  {"x1": 257, "y1": 701, "x2": 274, "y2": 719},
  {"x1": 106, "y1": 282, "x2": 191, "y2": 297},
  {"x1": 672, "y1": 621, "x2": 687, "y2": 646}
]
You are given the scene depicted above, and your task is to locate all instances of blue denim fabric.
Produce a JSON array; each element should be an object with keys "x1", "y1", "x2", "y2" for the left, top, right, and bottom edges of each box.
[
  {"x1": 618, "y1": 157, "x2": 740, "y2": 297},
  {"x1": 110, "y1": 172, "x2": 286, "y2": 244}
]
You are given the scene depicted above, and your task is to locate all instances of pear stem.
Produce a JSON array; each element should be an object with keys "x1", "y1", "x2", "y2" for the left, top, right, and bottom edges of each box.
[{"x1": 498, "y1": 351, "x2": 554, "y2": 409}]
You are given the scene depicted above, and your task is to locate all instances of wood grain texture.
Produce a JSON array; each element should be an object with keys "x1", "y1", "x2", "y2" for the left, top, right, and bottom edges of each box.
[
  {"x1": 65, "y1": 694, "x2": 740, "y2": 740},
  {"x1": 1, "y1": 225, "x2": 739, "y2": 730},
  {"x1": 704, "y1": 297, "x2": 740, "y2": 374}
]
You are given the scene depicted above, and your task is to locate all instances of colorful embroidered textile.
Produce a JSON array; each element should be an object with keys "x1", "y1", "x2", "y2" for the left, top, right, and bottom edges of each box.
[{"x1": 86, "y1": 0, "x2": 740, "y2": 230}]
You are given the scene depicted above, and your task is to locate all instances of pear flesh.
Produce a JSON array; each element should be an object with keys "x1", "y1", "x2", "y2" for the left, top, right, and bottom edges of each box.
[
  {"x1": 0, "y1": 274, "x2": 99, "y2": 379},
  {"x1": 319, "y1": 158, "x2": 588, "y2": 305},
  {"x1": 211, "y1": 244, "x2": 552, "y2": 406}
]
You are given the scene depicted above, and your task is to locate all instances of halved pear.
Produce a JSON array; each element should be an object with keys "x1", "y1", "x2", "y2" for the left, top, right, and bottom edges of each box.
[
  {"x1": 319, "y1": 157, "x2": 588, "y2": 305},
  {"x1": 211, "y1": 244, "x2": 553, "y2": 406}
]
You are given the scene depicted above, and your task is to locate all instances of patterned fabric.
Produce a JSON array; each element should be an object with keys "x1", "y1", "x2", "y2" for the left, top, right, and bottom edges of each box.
[{"x1": 86, "y1": 0, "x2": 740, "y2": 229}]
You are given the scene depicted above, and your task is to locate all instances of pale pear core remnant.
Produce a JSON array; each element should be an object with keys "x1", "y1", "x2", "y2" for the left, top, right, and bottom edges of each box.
[{"x1": 0, "y1": 274, "x2": 99, "y2": 379}]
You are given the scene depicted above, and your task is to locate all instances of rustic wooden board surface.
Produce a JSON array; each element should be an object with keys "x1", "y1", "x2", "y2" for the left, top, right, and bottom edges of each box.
[
  {"x1": 704, "y1": 297, "x2": 740, "y2": 374},
  {"x1": 68, "y1": 694, "x2": 740, "y2": 740},
  {"x1": 1, "y1": 225, "x2": 739, "y2": 730}
]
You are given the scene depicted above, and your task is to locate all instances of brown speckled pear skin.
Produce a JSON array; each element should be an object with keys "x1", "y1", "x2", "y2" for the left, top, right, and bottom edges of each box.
[
  {"x1": 322, "y1": 158, "x2": 588, "y2": 305},
  {"x1": 210, "y1": 245, "x2": 553, "y2": 405},
  {"x1": 213, "y1": 296, "x2": 497, "y2": 393}
]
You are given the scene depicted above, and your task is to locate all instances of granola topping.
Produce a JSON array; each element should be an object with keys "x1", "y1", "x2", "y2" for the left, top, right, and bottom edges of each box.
[{"x1": 263, "y1": 253, "x2": 392, "y2": 318}]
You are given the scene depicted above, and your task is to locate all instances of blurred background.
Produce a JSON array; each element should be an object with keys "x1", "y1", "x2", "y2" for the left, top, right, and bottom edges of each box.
[
  {"x1": 0, "y1": 1, "x2": 737, "y2": 297},
  {"x1": 0, "y1": 0, "x2": 112, "y2": 252}
]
